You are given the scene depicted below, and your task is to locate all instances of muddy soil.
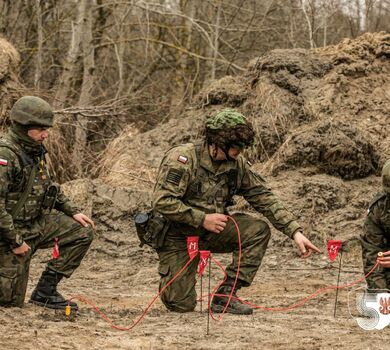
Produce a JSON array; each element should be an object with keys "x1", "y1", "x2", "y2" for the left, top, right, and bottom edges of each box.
[{"x1": 1, "y1": 174, "x2": 387, "y2": 350}]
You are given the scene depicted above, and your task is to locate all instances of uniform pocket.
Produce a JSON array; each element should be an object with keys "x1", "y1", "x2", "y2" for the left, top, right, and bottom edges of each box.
[
  {"x1": 0, "y1": 267, "x2": 17, "y2": 304},
  {"x1": 158, "y1": 263, "x2": 170, "y2": 277}
]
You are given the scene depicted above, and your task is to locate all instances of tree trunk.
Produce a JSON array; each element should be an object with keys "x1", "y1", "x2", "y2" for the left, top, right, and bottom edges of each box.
[
  {"x1": 74, "y1": 0, "x2": 95, "y2": 178},
  {"x1": 34, "y1": 0, "x2": 43, "y2": 89},
  {"x1": 53, "y1": 0, "x2": 87, "y2": 108}
]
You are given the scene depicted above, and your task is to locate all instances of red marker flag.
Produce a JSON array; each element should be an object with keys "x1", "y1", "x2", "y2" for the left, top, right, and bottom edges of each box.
[
  {"x1": 198, "y1": 250, "x2": 210, "y2": 276},
  {"x1": 327, "y1": 240, "x2": 342, "y2": 262},
  {"x1": 52, "y1": 237, "x2": 60, "y2": 259},
  {"x1": 186, "y1": 236, "x2": 199, "y2": 260}
]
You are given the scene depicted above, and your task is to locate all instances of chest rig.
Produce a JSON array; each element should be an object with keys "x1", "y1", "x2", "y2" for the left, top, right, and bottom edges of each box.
[
  {"x1": 0, "y1": 139, "x2": 52, "y2": 222},
  {"x1": 182, "y1": 143, "x2": 238, "y2": 214}
]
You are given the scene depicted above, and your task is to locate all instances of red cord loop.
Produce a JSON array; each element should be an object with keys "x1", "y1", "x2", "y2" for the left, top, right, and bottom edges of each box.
[{"x1": 67, "y1": 215, "x2": 380, "y2": 329}]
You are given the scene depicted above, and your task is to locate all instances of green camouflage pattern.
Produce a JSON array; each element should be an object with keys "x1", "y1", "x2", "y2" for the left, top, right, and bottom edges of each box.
[
  {"x1": 0, "y1": 132, "x2": 92, "y2": 307},
  {"x1": 10, "y1": 96, "x2": 54, "y2": 127},
  {"x1": 158, "y1": 213, "x2": 271, "y2": 312},
  {"x1": 0, "y1": 134, "x2": 79, "y2": 245},
  {"x1": 361, "y1": 192, "x2": 390, "y2": 290},
  {"x1": 205, "y1": 109, "x2": 247, "y2": 130},
  {"x1": 382, "y1": 160, "x2": 390, "y2": 194},
  {"x1": 0, "y1": 213, "x2": 93, "y2": 306},
  {"x1": 152, "y1": 141, "x2": 302, "y2": 312}
]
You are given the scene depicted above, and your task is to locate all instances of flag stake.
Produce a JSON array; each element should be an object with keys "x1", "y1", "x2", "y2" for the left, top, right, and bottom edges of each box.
[
  {"x1": 200, "y1": 274, "x2": 203, "y2": 313},
  {"x1": 207, "y1": 256, "x2": 211, "y2": 335},
  {"x1": 334, "y1": 249, "x2": 343, "y2": 318}
]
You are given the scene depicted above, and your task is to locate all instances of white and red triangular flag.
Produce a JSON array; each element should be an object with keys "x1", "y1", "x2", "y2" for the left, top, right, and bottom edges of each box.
[
  {"x1": 186, "y1": 236, "x2": 199, "y2": 260},
  {"x1": 198, "y1": 250, "x2": 210, "y2": 276},
  {"x1": 327, "y1": 240, "x2": 342, "y2": 262}
]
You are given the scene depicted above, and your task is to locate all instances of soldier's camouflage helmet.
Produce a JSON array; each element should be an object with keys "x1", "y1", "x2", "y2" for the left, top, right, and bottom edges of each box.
[
  {"x1": 206, "y1": 109, "x2": 247, "y2": 130},
  {"x1": 205, "y1": 109, "x2": 255, "y2": 149},
  {"x1": 382, "y1": 160, "x2": 390, "y2": 194},
  {"x1": 10, "y1": 96, "x2": 54, "y2": 127}
]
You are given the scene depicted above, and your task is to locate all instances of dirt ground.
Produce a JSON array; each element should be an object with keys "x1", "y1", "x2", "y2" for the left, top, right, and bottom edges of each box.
[
  {"x1": 1, "y1": 33, "x2": 390, "y2": 349},
  {"x1": 0, "y1": 235, "x2": 388, "y2": 350},
  {"x1": 1, "y1": 174, "x2": 389, "y2": 350}
]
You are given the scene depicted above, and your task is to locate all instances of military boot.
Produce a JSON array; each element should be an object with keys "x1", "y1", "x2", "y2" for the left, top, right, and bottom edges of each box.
[
  {"x1": 211, "y1": 281, "x2": 253, "y2": 315},
  {"x1": 29, "y1": 270, "x2": 78, "y2": 310}
]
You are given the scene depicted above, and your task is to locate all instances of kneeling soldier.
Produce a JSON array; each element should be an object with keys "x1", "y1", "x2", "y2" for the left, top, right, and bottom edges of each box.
[
  {"x1": 151, "y1": 109, "x2": 320, "y2": 315},
  {"x1": 0, "y1": 96, "x2": 95, "y2": 310},
  {"x1": 361, "y1": 160, "x2": 390, "y2": 290}
]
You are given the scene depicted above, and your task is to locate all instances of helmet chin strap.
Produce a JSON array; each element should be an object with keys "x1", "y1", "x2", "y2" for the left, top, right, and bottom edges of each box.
[{"x1": 220, "y1": 145, "x2": 236, "y2": 161}]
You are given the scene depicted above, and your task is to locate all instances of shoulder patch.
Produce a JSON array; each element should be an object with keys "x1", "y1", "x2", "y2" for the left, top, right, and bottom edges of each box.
[
  {"x1": 166, "y1": 168, "x2": 184, "y2": 186},
  {"x1": 0, "y1": 158, "x2": 8, "y2": 166},
  {"x1": 177, "y1": 155, "x2": 188, "y2": 164}
]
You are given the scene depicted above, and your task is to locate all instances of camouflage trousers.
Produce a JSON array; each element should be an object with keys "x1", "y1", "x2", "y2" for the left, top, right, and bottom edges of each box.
[
  {"x1": 0, "y1": 213, "x2": 94, "y2": 307},
  {"x1": 157, "y1": 213, "x2": 271, "y2": 312},
  {"x1": 360, "y1": 232, "x2": 390, "y2": 290}
]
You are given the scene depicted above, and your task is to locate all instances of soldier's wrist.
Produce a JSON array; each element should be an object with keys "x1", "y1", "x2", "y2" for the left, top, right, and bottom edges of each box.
[{"x1": 9, "y1": 234, "x2": 24, "y2": 249}]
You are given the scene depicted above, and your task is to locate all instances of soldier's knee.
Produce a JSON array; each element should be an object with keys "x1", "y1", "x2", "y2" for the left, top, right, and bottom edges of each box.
[
  {"x1": 80, "y1": 226, "x2": 94, "y2": 245},
  {"x1": 261, "y1": 221, "x2": 271, "y2": 236},
  {"x1": 254, "y1": 219, "x2": 271, "y2": 238}
]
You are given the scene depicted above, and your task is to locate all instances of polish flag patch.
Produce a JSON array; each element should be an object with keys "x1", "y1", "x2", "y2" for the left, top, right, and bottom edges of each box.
[
  {"x1": 177, "y1": 155, "x2": 188, "y2": 164},
  {"x1": 0, "y1": 158, "x2": 8, "y2": 166}
]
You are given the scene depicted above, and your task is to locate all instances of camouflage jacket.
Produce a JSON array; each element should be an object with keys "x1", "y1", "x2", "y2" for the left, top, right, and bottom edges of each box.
[
  {"x1": 364, "y1": 192, "x2": 390, "y2": 238},
  {"x1": 152, "y1": 142, "x2": 302, "y2": 238},
  {"x1": 0, "y1": 133, "x2": 79, "y2": 245}
]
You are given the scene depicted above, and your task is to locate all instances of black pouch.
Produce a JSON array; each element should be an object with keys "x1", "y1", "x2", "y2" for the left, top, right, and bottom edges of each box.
[
  {"x1": 42, "y1": 183, "x2": 59, "y2": 211},
  {"x1": 134, "y1": 211, "x2": 170, "y2": 249}
]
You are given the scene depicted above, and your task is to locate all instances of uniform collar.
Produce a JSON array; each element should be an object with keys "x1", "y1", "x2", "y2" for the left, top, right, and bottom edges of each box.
[
  {"x1": 199, "y1": 141, "x2": 237, "y2": 175},
  {"x1": 7, "y1": 127, "x2": 47, "y2": 158}
]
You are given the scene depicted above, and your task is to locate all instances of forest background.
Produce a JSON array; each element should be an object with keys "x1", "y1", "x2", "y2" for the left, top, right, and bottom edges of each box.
[{"x1": 1, "y1": 0, "x2": 389, "y2": 182}]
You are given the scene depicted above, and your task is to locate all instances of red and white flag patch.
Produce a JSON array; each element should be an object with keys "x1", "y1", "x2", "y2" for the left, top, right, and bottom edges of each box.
[
  {"x1": 0, "y1": 158, "x2": 8, "y2": 166},
  {"x1": 177, "y1": 155, "x2": 188, "y2": 164}
]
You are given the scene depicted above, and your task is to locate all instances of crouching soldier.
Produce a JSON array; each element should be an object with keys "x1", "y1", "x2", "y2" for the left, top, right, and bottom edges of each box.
[
  {"x1": 0, "y1": 96, "x2": 95, "y2": 310},
  {"x1": 150, "y1": 109, "x2": 320, "y2": 315},
  {"x1": 361, "y1": 160, "x2": 390, "y2": 290}
]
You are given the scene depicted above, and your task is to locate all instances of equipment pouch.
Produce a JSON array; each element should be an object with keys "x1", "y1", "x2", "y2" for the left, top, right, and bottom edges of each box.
[
  {"x1": 42, "y1": 183, "x2": 59, "y2": 211},
  {"x1": 134, "y1": 211, "x2": 170, "y2": 249},
  {"x1": 0, "y1": 267, "x2": 17, "y2": 304}
]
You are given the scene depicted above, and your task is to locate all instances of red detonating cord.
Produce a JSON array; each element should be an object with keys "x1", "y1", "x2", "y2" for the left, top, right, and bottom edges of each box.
[{"x1": 66, "y1": 215, "x2": 380, "y2": 330}]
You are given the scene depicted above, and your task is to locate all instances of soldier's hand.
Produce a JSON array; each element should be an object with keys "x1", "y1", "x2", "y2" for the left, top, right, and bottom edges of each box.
[
  {"x1": 377, "y1": 250, "x2": 390, "y2": 268},
  {"x1": 73, "y1": 213, "x2": 96, "y2": 230},
  {"x1": 293, "y1": 231, "x2": 321, "y2": 258},
  {"x1": 12, "y1": 242, "x2": 31, "y2": 256},
  {"x1": 202, "y1": 213, "x2": 228, "y2": 234}
]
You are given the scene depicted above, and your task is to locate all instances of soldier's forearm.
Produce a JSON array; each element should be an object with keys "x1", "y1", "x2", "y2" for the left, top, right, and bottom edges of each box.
[
  {"x1": 54, "y1": 201, "x2": 79, "y2": 217},
  {"x1": 153, "y1": 199, "x2": 205, "y2": 228},
  {"x1": 250, "y1": 200, "x2": 302, "y2": 239}
]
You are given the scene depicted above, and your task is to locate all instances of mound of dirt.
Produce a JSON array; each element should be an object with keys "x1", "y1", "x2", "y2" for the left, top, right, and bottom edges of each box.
[
  {"x1": 112, "y1": 32, "x2": 388, "y2": 173},
  {"x1": 95, "y1": 32, "x2": 388, "y2": 256},
  {"x1": 295, "y1": 176, "x2": 348, "y2": 214},
  {"x1": 196, "y1": 75, "x2": 248, "y2": 107},
  {"x1": 262, "y1": 121, "x2": 379, "y2": 179},
  {"x1": 0, "y1": 37, "x2": 22, "y2": 123},
  {"x1": 98, "y1": 112, "x2": 207, "y2": 188}
]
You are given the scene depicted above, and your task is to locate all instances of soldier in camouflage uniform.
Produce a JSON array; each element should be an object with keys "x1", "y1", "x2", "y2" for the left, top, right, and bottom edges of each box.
[
  {"x1": 361, "y1": 160, "x2": 390, "y2": 290},
  {"x1": 0, "y1": 96, "x2": 95, "y2": 310},
  {"x1": 152, "y1": 109, "x2": 320, "y2": 315}
]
